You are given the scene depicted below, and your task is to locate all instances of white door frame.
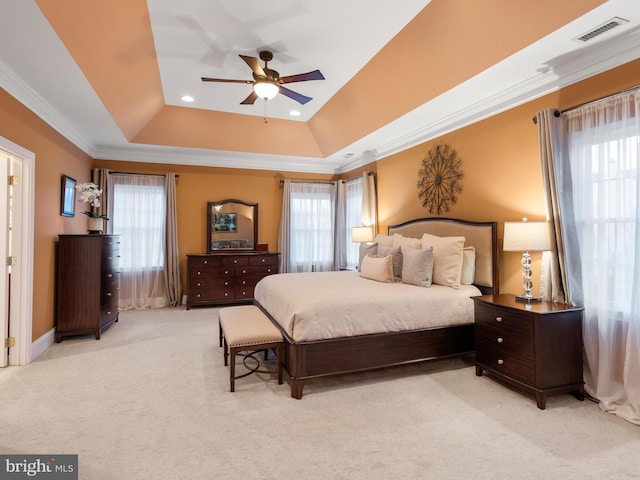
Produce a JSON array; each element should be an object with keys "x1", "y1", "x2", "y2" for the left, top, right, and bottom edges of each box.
[{"x1": 0, "y1": 136, "x2": 34, "y2": 366}]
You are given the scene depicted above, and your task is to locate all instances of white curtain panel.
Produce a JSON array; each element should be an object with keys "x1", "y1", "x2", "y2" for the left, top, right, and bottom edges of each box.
[
  {"x1": 111, "y1": 174, "x2": 168, "y2": 309},
  {"x1": 549, "y1": 90, "x2": 640, "y2": 424}
]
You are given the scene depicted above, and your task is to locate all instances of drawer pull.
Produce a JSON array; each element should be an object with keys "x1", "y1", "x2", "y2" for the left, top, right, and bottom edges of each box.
[
  {"x1": 497, "y1": 359, "x2": 504, "y2": 365},
  {"x1": 242, "y1": 291, "x2": 246, "y2": 295},
  {"x1": 233, "y1": 259, "x2": 238, "y2": 264},
  {"x1": 497, "y1": 337, "x2": 504, "y2": 343},
  {"x1": 107, "y1": 274, "x2": 112, "y2": 278},
  {"x1": 242, "y1": 270, "x2": 246, "y2": 274},
  {"x1": 204, "y1": 260, "x2": 208, "y2": 264},
  {"x1": 106, "y1": 292, "x2": 112, "y2": 297},
  {"x1": 224, "y1": 293, "x2": 228, "y2": 296},
  {"x1": 107, "y1": 311, "x2": 112, "y2": 315},
  {"x1": 495, "y1": 316, "x2": 503, "y2": 323},
  {"x1": 197, "y1": 282, "x2": 201, "y2": 287},
  {"x1": 197, "y1": 271, "x2": 201, "y2": 276},
  {"x1": 224, "y1": 270, "x2": 229, "y2": 275},
  {"x1": 267, "y1": 269, "x2": 272, "y2": 273},
  {"x1": 196, "y1": 294, "x2": 201, "y2": 298},
  {"x1": 261, "y1": 258, "x2": 266, "y2": 263},
  {"x1": 242, "y1": 280, "x2": 246, "y2": 285},
  {"x1": 224, "y1": 281, "x2": 229, "y2": 286}
]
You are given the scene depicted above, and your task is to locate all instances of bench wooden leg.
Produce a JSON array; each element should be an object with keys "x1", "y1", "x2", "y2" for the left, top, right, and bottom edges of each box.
[{"x1": 229, "y1": 347, "x2": 236, "y2": 392}]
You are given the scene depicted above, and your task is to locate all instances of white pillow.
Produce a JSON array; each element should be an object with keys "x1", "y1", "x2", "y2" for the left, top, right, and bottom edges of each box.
[
  {"x1": 392, "y1": 233, "x2": 422, "y2": 251},
  {"x1": 374, "y1": 234, "x2": 394, "y2": 248},
  {"x1": 461, "y1": 246, "x2": 476, "y2": 285},
  {"x1": 360, "y1": 254, "x2": 394, "y2": 283},
  {"x1": 421, "y1": 233, "x2": 465, "y2": 288},
  {"x1": 400, "y1": 245, "x2": 434, "y2": 287},
  {"x1": 377, "y1": 244, "x2": 402, "y2": 279},
  {"x1": 358, "y1": 242, "x2": 378, "y2": 271}
]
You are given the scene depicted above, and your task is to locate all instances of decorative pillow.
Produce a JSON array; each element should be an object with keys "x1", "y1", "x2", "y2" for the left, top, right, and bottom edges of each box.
[
  {"x1": 360, "y1": 254, "x2": 394, "y2": 283},
  {"x1": 358, "y1": 242, "x2": 378, "y2": 271},
  {"x1": 374, "y1": 234, "x2": 394, "y2": 248},
  {"x1": 400, "y1": 245, "x2": 434, "y2": 287},
  {"x1": 421, "y1": 233, "x2": 465, "y2": 288},
  {"x1": 461, "y1": 246, "x2": 476, "y2": 285},
  {"x1": 377, "y1": 244, "x2": 402, "y2": 279},
  {"x1": 392, "y1": 233, "x2": 422, "y2": 251}
]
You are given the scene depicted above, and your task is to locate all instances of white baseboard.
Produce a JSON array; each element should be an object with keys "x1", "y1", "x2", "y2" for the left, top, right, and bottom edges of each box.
[{"x1": 31, "y1": 328, "x2": 55, "y2": 362}]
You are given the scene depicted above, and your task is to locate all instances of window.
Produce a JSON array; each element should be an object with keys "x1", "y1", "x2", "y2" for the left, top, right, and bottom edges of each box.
[
  {"x1": 344, "y1": 178, "x2": 364, "y2": 269},
  {"x1": 288, "y1": 182, "x2": 335, "y2": 272},
  {"x1": 112, "y1": 177, "x2": 166, "y2": 271}
]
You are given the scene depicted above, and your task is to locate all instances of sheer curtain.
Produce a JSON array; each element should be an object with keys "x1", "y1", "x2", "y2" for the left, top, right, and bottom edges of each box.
[
  {"x1": 111, "y1": 174, "x2": 168, "y2": 309},
  {"x1": 540, "y1": 90, "x2": 640, "y2": 424},
  {"x1": 279, "y1": 180, "x2": 336, "y2": 272},
  {"x1": 335, "y1": 177, "x2": 364, "y2": 269}
]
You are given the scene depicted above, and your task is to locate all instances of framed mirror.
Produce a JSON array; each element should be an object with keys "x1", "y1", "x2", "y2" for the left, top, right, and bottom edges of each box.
[{"x1": 207, "y1": 199, "x2": 258, "y2": 252}]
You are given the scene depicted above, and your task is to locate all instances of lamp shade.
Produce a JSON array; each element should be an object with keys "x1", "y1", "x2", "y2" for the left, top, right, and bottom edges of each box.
[
  {"x1": 352, "y1": 225, "x2": 374, "y2": 243},
  {"x1": 253, "y1": 81, "x2": 279, "y2": 100},
  {"x1": 503, "y1": 220, "x2": 551, "y2": 252}
]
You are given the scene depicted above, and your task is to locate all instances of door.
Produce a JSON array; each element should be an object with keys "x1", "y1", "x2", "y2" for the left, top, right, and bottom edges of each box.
[{"x1": 0, "y1": 149, "x2": 11, "y2": 367}]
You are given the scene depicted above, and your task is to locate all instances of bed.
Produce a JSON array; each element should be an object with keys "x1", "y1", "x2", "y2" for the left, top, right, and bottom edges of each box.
[{"x1": 253, "y1": 217, "x2": 498, "y2": 398}]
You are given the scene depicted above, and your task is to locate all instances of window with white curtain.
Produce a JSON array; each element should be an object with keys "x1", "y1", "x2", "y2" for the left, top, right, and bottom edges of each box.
[
  {"x1": 289, "y1": 182, "x2": 335, "y2": 272},
  {"x1": 344, "y1": 178, "x2": 363, "y2": 269},
  {"x1": 111, "y1": 174, "x2": 167, "y2": 309}
]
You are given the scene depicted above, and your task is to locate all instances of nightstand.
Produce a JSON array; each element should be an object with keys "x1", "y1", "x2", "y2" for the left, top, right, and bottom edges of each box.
[{"x1": 472, "y1": 294, "x2": 585, "y2": 409}]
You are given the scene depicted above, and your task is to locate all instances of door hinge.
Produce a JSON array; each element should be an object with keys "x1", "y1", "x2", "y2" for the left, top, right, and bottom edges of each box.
[
  {"x1": 6, "y1": 256, "x2": 16, "y2": 266},
  {"x1": 7, "y1": 175, "x2": 18, "y2": 186},
  {"x1": 4, "y1": 337, "x2": 15, "y2": 348}
]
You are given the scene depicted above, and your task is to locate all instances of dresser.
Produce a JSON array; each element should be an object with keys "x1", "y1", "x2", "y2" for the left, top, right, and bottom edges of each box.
[
  {"x1": 472, "y1": 294, "x2": 584, "y2": 409},
  {"x1": 55, "y1": 235, "x2": 120, "y2": 342},
  {"x1": 186, "y1": 252, "x2": 279, "y2": 309}
]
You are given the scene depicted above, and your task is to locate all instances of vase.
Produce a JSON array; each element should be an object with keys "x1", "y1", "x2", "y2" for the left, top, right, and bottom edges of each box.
[{"x1": 87, "y1": 217, "x2": 103, "y2": 235}]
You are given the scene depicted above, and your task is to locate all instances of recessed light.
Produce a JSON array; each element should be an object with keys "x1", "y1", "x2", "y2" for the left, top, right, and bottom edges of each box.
[
  {"x1": 289, "y1": 110, "x2": 301, "y2": 116},
  {"x1": 181, "y1": 95, "x2": 194, "y2": 102}
]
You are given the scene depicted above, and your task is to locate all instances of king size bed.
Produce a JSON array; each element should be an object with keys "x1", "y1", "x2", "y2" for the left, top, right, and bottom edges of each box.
[{"x1": 254, "y1": 217, "x2": 498, "y2": 398}]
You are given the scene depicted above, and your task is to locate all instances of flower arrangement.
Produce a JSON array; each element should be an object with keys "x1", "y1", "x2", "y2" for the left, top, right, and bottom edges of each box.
[{"x1": 75, "y1": 182, "x2": 109, "y2": 220}]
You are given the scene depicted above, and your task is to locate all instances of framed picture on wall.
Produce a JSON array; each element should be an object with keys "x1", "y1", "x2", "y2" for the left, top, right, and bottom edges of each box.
[{"x1": 60, "y1": 174, "x2": 76, "y2": 217}]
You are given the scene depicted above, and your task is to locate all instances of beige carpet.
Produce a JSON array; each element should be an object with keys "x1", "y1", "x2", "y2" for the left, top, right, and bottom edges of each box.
[{"x1": 1, "y1": 307, "x2": 638, "y2": 479}]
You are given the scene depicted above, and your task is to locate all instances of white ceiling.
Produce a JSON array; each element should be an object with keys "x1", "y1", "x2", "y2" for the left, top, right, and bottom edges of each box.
[{"x1": 1, "y1": 0, "x2": 639, "y2": 174}]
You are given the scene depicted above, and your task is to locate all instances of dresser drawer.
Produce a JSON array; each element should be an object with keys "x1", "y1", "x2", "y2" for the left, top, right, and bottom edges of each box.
[
  {"x1": 190, "y1": 266, "x2": 235, "y2": 279},
  {"x1": 190, "y1": 285, "x2": 235, "y2": 302},
  {"x1": 474, "y1": 304, "x2": 533, "y2": 338},
  {"x1": 476, "y1": 326, "x2": 534, "y2": 362},
  {"x1": 190, "y1": 277, "x2": 234, "y2": 290},
  {"x1": 222, "y1": 256, "x2": 249, "y2": 267},
  {"x1": 236, "y1": 265, "x2": 278, "y2": 276},
  {"x1": 475, "y1": 347, "x2": 535, "y2": 384},
  {"x1": 249, "y1": 255, "x2": 278, "y2": 266},
  {"x1": 189, "y1": 256, "x2": 223, "y2": 268}
]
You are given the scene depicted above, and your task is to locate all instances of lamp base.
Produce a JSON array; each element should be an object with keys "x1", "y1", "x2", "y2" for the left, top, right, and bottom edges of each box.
[{"x1": 515, "y1": 294, "x2": 542, "y2": 303}]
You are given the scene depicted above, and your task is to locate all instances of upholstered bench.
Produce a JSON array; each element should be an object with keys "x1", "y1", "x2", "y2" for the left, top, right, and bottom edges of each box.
[{"x1": 218, "y1": 305, "x2": 283, "y2": 392}]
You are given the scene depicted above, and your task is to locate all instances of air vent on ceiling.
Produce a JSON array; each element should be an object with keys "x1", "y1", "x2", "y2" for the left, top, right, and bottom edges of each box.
[{"x1": 575, "y1": 17, "x2": 629, "y2": 42}]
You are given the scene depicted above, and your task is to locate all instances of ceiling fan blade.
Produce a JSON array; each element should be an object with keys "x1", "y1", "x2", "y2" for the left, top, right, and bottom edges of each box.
[
  {"x1": 240, "y1": 90, "x2": 259, "y2": 105},
  {"x1": 239, "y1": 55, "x2": 266, "y2": 77},
  {"x1": 201, "y1": 77, "x2": 253, "y2": 84},
  {"x1": 279, "y1": 70, "x2": 325, "y2": 84},
  {"x1": 279, "y1": 86, "x2": 312, "y2": 105}
]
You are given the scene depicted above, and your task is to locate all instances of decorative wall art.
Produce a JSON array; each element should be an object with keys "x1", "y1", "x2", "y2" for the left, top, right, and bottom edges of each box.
[
  {"x1": 60, "y1": 174, "x2": 76, "y2": 217},
  {"x1": 417, "y1": 144, "x2": 463, "y2": 215}
]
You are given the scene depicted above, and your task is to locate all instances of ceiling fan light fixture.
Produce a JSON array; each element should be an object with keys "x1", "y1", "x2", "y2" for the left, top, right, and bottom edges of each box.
[{"x1": 253, "y1": 81, "x2": 279, "y2": 100}]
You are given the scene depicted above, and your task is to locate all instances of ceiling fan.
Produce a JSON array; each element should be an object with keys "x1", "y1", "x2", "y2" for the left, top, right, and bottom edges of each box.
[{"x1": 201, "y1": 50, "x2": 325, "y2": 105}]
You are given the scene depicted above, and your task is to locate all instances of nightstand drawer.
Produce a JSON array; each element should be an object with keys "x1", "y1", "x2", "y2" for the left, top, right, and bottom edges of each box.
[
  {"x1": 474, "y1": 304, "x2": 533, "y2": 338},
  {"x1": 476, "y1": 326, "x2": 534, "y2": 362},
  {"x1": 475, "y1": 347, "x2": 535, "y2": 384}
]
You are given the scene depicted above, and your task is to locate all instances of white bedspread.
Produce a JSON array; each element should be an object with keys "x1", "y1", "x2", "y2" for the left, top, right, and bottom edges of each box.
[{"x1": 254, "y1": 271, "x2": 481, "y2": 342}]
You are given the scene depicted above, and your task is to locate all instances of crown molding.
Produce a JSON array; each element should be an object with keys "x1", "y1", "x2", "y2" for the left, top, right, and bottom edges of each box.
[{"x1": 0, "y1": 56, "x2": 94, "y2": 155}]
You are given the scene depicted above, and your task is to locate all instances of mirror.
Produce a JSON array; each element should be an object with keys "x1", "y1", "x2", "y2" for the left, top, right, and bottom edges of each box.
[{"x1": 207, "y1": 199, "x2": 258, "y2": 252}]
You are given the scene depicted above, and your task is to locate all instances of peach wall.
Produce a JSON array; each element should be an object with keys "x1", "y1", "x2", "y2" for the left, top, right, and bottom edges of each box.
[
  {"x1": 377, "y1": 58, "x2": 640, "y2": 295},
  {"x1": 91, "y1": 159, "x2": 334, "y2": 292},
  {"x1": 1, "y1": 56, "x2": 638, "y2": 347},
  {"x1": 0, "y1": 88, "x2": 93, "y2": 340}
]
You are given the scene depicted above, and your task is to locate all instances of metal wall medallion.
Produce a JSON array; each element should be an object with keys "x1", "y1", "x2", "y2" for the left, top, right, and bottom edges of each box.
[{"x1": 417, "y1": 144, "x2": 463, "y2": 215}]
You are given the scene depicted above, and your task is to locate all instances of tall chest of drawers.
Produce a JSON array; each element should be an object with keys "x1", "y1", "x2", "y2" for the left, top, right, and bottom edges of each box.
[
  {"x1": 473, "y1": 294, "x2": 584, "y2": 409},
  {"x1": 55, "y1": 235, "x2": 120, "y2": 342},
  {"x1": 186, "y1": 252, "x2": 279, "y2": 308}
]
